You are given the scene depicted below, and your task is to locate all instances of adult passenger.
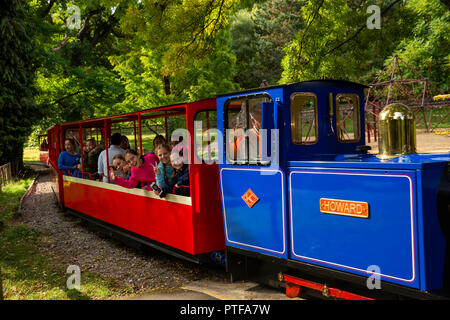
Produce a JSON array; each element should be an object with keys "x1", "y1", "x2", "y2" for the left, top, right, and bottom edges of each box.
[
  {"x1": 83, "y1": 138, "x2": 103, "y2": 178},
  {"x1": 98, "y1": 133, "x2": 125, "y2": 182},
  {"x1": 120, "y1": 135, "x2": 131, "y2": 151},
  {"x1": 110, "y1": 149, "x2": 158, "y2": 190},
  {"x1": 58, "y1": 138, "x2": 81, "y2": 176}
]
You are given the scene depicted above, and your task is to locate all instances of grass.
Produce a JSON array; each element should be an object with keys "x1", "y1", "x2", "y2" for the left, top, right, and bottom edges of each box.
[
  {"x1": 0, "y1": 179, "x2": 130, "y2": 300},
  {"x1": 122, "y1": 133, "x2": 161, "y2": 154},
  {"x1": 23, "y1": 147, "x2": 39, "y2": 162}
]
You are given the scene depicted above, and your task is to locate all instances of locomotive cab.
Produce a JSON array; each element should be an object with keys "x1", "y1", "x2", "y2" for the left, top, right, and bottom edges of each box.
[{"x1": 284, "y1": 80, "x2": 367, "y2": 159}]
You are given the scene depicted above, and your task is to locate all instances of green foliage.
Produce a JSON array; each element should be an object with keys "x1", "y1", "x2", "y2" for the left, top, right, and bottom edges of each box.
[
  {"x1": 31, "y1": 0, "x2": 131, "y2": 124},
  {"x1": 0, "y1": 0, "x2": 41, "y2": 173},
  {"x1": 230, "y1": 0, "x2": 304, "y2": 89},
  {"x1": 388, "y1": 0, "x2": 450, "y2": 91},
  {"x1": 172, "y1": 29, "x2": 240, "y2": 101},
  {"x1": 0, "y1": 178, "x2": 129, "y2": 300},
  {"x1": 122, "y1": 0, "x2": 240, "y2": 72},
  {"x1": 280, "y1": 0, "x2": 448, "y2": 92},
  {"x1": 8, "y1": 0, "x2": 449, "y2": 163},
  {"x1": 280, "y1": 0, "x2": 414, "y2": 83},
  {"x1": 27, "y1": 0, "x2": 241, "y2": 135}
]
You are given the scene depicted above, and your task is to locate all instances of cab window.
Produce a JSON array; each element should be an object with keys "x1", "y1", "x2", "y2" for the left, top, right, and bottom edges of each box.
[
  {"x1": 291, "y1": 93, "x2": 318, "y2": 145},
  {"x1": 225, "y1": 94, "x2": 272, "y2": 165},
  {"x1": 336, "y1": 94, "x2": 360, "y2": 143}
]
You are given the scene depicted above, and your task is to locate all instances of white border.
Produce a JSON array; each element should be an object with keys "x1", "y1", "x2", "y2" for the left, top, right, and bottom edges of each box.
[
  {"x1": 63, "y1": 175, "x2": 192, "y2": 206},
  {"x1": 220, "y1": 168, "x2": 286, "y2": 255},
  {"x1": 289, "y1": 170, "x2": 416, "y2": 283}
]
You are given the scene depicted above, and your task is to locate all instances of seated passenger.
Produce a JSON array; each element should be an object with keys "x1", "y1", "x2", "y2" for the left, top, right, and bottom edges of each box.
[
  {"x1": 111, "y1": 154, "x2": 130, "y2": 179},
  {"x1": 98, "y1": 133, "x2": 125, "y2": 182},
  {"x1": 151, "y1": 144, "x2": 174, "y2": 190},
  {"x1": 153, "y1": 135, "x2": 167, "y2": 150},
  {"x1": 120, "y1": 136, "x2": 131, "y2": 152},
  {"x1": 110, "y1": 149, "x2": 158, "y2": 190},
  {"x1": 83, "y1": 138, "x2": 103, "y2": 178},
  {"x1": 156, "y1": 150, "x2": 190, "y2": 198},
  {"x1": 39, "y1": 139, "x2": 48, "y2": 151},
  {"x1": 58, "y1": 138, "x2": 81, "y2": 176}
]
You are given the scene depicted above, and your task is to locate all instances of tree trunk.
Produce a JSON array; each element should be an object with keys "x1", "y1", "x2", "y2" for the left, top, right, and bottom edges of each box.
[
  {"x1": 164, "y1": 76, "x2": 171, "y2": 95},
  {"x1": 8, "y1": 142, "x2": 25, "y2": 177}
]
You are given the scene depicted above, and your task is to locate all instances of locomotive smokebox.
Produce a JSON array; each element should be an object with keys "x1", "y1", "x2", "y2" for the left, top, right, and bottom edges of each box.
[{"x1": 377, "y1": 103, "x2": 417, "y2": 159}]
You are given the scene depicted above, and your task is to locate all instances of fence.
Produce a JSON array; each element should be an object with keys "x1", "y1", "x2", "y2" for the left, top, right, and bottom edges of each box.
[
  {"x1": 365, "y1": 55, "x2": 449, "y2": 142},
  {"x1": 0, "y1": 163, "x2": 12, "y2": 192}
]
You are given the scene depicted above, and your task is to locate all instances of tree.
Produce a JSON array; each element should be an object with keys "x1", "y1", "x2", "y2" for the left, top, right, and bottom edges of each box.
[
  {"x1": 121, "y1": 0, "x2": 241, "y2": 94},
  {"x1": 30, "y1": 0, "x2": 131, "y2": 125},
  {"x1": 30, "y1": 0, "x2": 241, "y2": 130},
  {"x1": 0, "y1": 0, "x2": 42, "y2": 175},
  {"x1": 280, "y1": 0, "x2": 414, "y2": 84},
  {"x1": 230, "y1": 0, "x2": 304, "y2": 89},
  {"x1": 173, "y1": 28, "x2": 240, "y2": 101},
  {"x1": 388, "y1": 0, "x2": 450, "y2": 92}
]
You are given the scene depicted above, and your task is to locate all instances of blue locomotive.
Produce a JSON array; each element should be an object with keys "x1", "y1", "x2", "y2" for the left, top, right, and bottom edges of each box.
[{"x1": 216, "y1": 80, "x2": 450, "y2": 299}]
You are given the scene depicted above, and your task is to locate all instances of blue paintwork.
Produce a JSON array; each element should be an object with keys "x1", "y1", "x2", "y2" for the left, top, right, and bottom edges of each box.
[
  {"x1": 415, "y1": 166, "x2": 447, "y2": 290},
  {"x1": 288, "y1": 152, "x2": 450, "y2": 170},
  {"x1": 288, "y1": 167, "x2": 419, "y2": 288},
  {"x1": 217, "y1": 80, "x2": 450, "y2": 293},
  {"x1": 220, "y1": 168, "x2": 286, "y2": 257},
  {"x1": 217, "y1": 86, "x2": 288, "y2": 259}
]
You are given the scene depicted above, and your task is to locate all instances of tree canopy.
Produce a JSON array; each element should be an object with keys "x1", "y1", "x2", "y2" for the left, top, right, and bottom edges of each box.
[{"x1": 0, "y1": 0, "x2": 42, "y2": 174}]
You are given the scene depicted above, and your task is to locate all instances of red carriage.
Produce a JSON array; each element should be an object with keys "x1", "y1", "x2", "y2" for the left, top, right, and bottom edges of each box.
[{"x1": 47, "y1": 98, "x2": 224, "y2": 262}]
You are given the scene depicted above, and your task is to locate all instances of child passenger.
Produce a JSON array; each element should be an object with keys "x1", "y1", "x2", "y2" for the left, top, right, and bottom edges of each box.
[
  {"x1": 156, "y1": 150, "x2": 190, "y2": 198},
  {"x1": 111, "y1": 154, "x2": 130, "y2": 179},
  {"x1": 152, "y1": 144, "x2": 174, "y2": 190},
  {"x1": 109, "y1": 149, "x2": 158, "y2": 190}
]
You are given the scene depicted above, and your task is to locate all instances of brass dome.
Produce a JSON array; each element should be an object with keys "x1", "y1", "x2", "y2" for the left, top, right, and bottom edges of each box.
[{"x1": 377, "y1": 103, "x2": 416, "y2": 159}]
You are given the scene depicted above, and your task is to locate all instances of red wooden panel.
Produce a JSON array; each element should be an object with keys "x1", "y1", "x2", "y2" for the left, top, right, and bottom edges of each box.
[{"x1": 63, "y1": 179, "x2": 196, "y2": 254}]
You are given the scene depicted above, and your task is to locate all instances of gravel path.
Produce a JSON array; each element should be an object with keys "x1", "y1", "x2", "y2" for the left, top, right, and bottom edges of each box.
[{"x1": 18, "y1": 171, "x2": 227, "y2": 296}]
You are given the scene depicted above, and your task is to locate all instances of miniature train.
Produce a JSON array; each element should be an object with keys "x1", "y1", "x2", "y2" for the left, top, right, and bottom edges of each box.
[{"x1": 44, "y1": 80, "x2": 450, "y2": 299}]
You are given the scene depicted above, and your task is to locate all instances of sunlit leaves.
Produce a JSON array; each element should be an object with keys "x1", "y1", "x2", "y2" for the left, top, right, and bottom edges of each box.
[
  {"x1": 123, "y1": 0, "x2": 240, "y2": 73},
  {"x1": 280, "y1": 0, "x2": 413, "y2": 84},
  {"x1": 389, "y1": 0, "x2": 449, "y2": 91}
]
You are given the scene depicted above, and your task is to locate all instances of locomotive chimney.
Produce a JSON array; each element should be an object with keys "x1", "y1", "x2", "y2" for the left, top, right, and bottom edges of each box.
[{"x1": 377, "y1": 103, "x2": 417, "y2": 159}]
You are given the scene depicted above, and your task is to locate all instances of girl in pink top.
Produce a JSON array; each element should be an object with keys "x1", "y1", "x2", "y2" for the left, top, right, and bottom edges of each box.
[{"x1": 110, "y1": 149, "x2": 158, "y2": 190}]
